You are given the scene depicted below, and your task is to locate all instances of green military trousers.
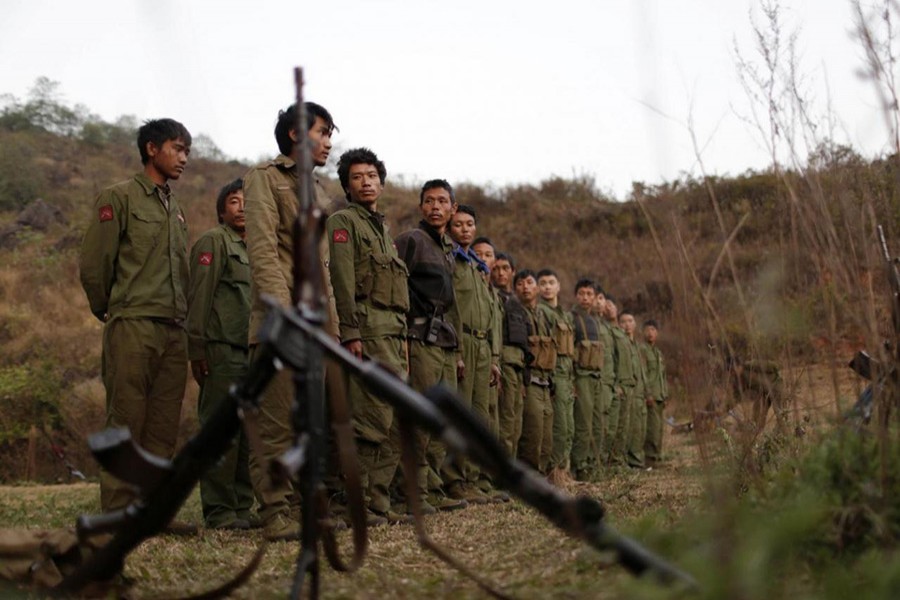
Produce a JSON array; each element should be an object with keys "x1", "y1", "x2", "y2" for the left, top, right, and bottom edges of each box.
[
  {"x1": 198, "y1": 342, "x2": 253, "y2": 528},
  {"x1": 349, "y1": 336, "x2": 407, "y2": 513},
  {"x1": 498, "y1": 362, "x2": 524, "y2": 457},
  {"x1": 644, "y1": 399, "x2": 665, "y2": 463},
  {"x1": 100, "y1": 318, "x2": 187, "y2": 512},
  {"x1": 609, "y1": 385, "x2": 634, "y2": 466},
  {"x1": 597, "y1": 383, "x2": 615, "y2": 465},
  {"x1": 405, "y1": 340, "x2": 456, "y2": 504},
  {"x1": 519, "y1": 380, "x2": 553, "y2": 473},
  {"x1": 626, "y1": 393, "x2": 647, "y2": 468},
  {"x1": 247, "y1": 345, "x2": 298, "y2": 524},
  {"x1": 550, "y1": 357, "x2": 575, "y2": 470},
  {"x1": 571, "y1": 371, "x2": 602, "y2": 476},
  {"x1": 443, "y1": 333, "x2": 491, "y2": 486}
]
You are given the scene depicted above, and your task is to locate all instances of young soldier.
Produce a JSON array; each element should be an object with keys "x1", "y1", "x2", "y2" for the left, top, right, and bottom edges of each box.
[
  {"x1": 618, "y1": 311, "x2": 648, "y2": 468},
  {"x1": 536, "y1": 269, "x2": 576, "y2": 478},
  {"x1": 186, "y1": 178, "x2": 254, "y2": 530},
  {"x1": 641, "y1": 320, "x2": 668, "y2": 465},
  {"x1": 569, "y1": 278, "x2": 605, "y2": 481},
  {"x1": 79, "y1": 118, "x2": 192, "y2": 518},
  {"x1": 603, "y1": 297, "x2": 632, "y2": 466},
  {"x1": 593, "y1": 286, "x2": 617, "y2": 467},
  {"x1": 515, "y1": 269, "x2": 556, "y2": 473},
  {"x1": 327, "y1": 148, "x2": 409, "y2": 524},
  {"x1": 445, "y1": 205, "x2": 501, "y2": 504},
  {"x1": 472, "y1": 236, "x2": 502, "y2": 438},
  {"x1": 244, "y1": 102, "x2": 338, "y2": 540},
  {"x1": 491, "y1": 253, "x2": 530, "y2": 456},
  {"x1": 393, "y1": 180, "x2": 466, "y2": 513}
]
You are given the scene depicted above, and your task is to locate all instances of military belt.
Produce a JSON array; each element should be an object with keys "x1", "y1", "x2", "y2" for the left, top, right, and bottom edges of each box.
[
  {"x1": 147, "y1": 317, "x2": 184, "y2": 328},
  {"x1": 463, "y1": 325, "x2": 491, "y2": 340}
]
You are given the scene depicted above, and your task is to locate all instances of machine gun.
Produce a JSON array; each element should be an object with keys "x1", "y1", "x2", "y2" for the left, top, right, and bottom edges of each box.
[{"x1": 58, "y1": 67, "x2": 695, "y2": 598}]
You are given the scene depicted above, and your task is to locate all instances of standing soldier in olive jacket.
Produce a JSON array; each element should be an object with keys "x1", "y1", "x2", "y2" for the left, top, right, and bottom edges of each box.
[
  {"x1": 515, "y1": 269, "x2": 557, "y2": 473},
  {"x1": 569, "y1": 278, "x2": 605, "y2": 481},
  {"x1": 244, "y1": 102, "x2": 338, "y2": 540},
  {"x1": 536, "y1": 269, "x2": 576, "y2": 478},
  {"x1": 327, "y1": 148, "x2": 409, "y2": 524},
  {"x1": 619, "y1": 311, "x2": 648, "y2": 468},
  {"x1": 472, "y1": 237, "x2": 503, "y2": 439},
  {"x1": 186, "y1": 179, "x2": 255, "y2": 530},
  {"x1": 393, "y1": 179, "x2": 466, "y2": 513},
  {"x1": 79, "y1": 118, "x2": 192, "y2": 514},
  {"x1": 641, "y1": 320, "x2": 668, "y2": 465},
  {"x1": 604, "y1": 298, "x2": 632, "y2": 466}
]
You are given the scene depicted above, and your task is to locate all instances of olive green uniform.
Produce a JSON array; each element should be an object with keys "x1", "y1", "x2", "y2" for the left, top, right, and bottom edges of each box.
[
  {"x1": 622, "y1": 335, "x2": 648, "y2": 468},
  {"x1": 496, "y1": 289, "x2": 529, "y2": 456},
  {"x1": 596, "y1": 319, "x2": 617, "y2": 465},
  {"x1": 569, "y1": 307, "x2": 605, "y2": 477},
  {"x1": 446, "y1": 247, "x2": 499, "y2": 487},
  {"x1": 538, "y1": 300, "x2": 575, "y2": 471},
  {"x1": 186, "y1": 224, "x2": 254, "y2": 528},
  {"x1": 79, "y1": 173, "x2": 189, "y2": 512},
  {"x1": 327, "y1": 202, "x2": 408, "y2": 514},
  {"x1": 607, "y1": 325, "x2": 632, "y2": 465},
  {"x1": 519, "y1": 304, "x2": 556, "y2": 473},
  {"x1": 244, "y1": 154, "x2": 342, "y2": 525},
  {"x1": 640, "y1": 342, "x2": 668, "y2": 463}
]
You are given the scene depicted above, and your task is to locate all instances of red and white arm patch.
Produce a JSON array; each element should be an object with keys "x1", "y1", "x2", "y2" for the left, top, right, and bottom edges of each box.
[
  {"x1": 332, "y1": 229, "x2": 349, "y2": 243},
  {"x1": 198, "y1": 252, "x2": 213, "y2": 266},
  {"x1": 98, "y1": 205, "x2": 114, "y2": 222}
]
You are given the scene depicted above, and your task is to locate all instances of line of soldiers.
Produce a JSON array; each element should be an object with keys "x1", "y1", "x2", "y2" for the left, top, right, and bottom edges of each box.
[{"x1": 78, "y1": 100, "x2": 669, "y2": 543}]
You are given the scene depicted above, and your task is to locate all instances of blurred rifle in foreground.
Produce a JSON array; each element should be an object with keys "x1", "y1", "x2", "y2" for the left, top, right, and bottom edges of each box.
[
  {"x1": 54, "y1": 67, "x2": 695, "y2": 598},
  {"x1": 848, "y1": 225, "x2": 900, "y2": 424}
]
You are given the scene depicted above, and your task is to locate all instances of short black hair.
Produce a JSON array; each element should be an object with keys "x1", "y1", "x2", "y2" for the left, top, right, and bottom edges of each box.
[
  {"x1": 137, "y1": 118, "x2": 191, "y2": 165},
  {"x1": 216, "y1": 178, "x2": 243, "y2": 224},
  {"x1": 472, "y1": 236, "x2": 494, "y2": 249},
  {"x1": 593, "y1": 283, "x2": 607, "y2": 296},
  {"x1": 455, "y1": 204, "x2": 477, "y2": 223},
  {"x1": 604, "y1": 294, "x2": 616, "y2": 304},
  {"x1": 643, "y1": 319, "x2": 659, "y2": 329},
  {"x1": 514, "y1": 268, "x2": 537, "y2": 285},
  {"x1": 337, "y1": 147, "x2": 386, "y2": 201},
  {"x1": 495, "y1": 252, "x2": 516, "y2": 269},
  {"x1": 420, "y1": 179, "x2": 455, "y2": 205},
  {"x1": 274, "y1": 101, "x2": 337, "y2": 157},
  {"x1": 536, "y1": 268, "x2": 558, "y2": 281},
  {"x1": 575, "y1": 277, "x2": 595, "y2": 294}
]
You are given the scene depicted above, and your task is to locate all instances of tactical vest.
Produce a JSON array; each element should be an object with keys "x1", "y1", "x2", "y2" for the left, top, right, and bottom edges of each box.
[
  {"x1": 526, "y1": 308, "x2": 557, "y2": 371},
  {"x1": 573, "y1": 313, "x2": 604, "y2": 371}
]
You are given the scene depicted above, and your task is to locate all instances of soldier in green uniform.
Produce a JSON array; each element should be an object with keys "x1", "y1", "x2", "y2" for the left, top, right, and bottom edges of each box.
[
  {"x1": 445, "y1": 205, "x2": 500, "y2": 503},
  {"x1": 593, "y1": 286, "x2": 617, "y2": 469},
  {"x1": 492, "y1": 253, "x2": 530, "y2": 457},
  {"x1": 393, "y1": 179, "x2": 467, "y2": 514},
  {"x1": 515, "y1": 269, "x2": 557, "y2": 473},
  {"x1": 327, "y1": 147, "x2": 410, "y2": 524},
  {"x1": 186, "y1": 178, "x2": 255, "y2": 530},
  {"x1": 244, "y1": 102, "x2": 338, "y2": 540},
  {"x1": 536, "y1": 269, "x2": 576, "y2": 478},
  {"x1": 619, "y1": 311, "x2": 648, "y2": 468},
  {"x1": 640, "y1": 320, "x2": 668, "y2": 465},
  {"x1": 604, "y1": 298, "x2": 633, "y2": 466},
  {"x1": 472, "y1": 237, "x2": 503, "y2": 440},
  {"x1": 79, "y1": 118, "x2": 192, "y2": 515},
  {"x1": 569, "y1": 278, "x2": 605, "y2": 481}
]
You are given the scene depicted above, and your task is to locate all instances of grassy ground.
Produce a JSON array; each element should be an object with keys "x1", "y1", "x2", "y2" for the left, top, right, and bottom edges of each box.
[{"x1": 0, "y1": 364, "x2": 855, "y2": 599}]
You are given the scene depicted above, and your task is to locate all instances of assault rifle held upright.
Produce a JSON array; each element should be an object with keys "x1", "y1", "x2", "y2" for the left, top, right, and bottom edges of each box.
[{"x1": 60, "y1": 67, "x2": 696, "y2": 598}]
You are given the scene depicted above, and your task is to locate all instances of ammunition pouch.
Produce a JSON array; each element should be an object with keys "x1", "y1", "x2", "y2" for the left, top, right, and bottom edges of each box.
[
  {"x1": 554, "y1": 321, "x2": 575, "y2": 357},
  {"x1": 528, "y1": 335, "x2": 557, "y2": 371},
  {"x1": 575, "y1": 340, "x2": 604, "y2": 371}
]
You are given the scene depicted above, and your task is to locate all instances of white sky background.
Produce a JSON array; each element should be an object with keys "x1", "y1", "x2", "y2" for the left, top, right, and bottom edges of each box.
[{"x1": 0, "y1": 0, "x2": 890, "y2": 198}]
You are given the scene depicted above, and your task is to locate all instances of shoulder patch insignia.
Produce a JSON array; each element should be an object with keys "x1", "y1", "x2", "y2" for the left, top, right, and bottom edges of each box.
[
  {"x1": 198, "y1": 252, "x2": 213, "y2": 266},
  {"x1": 332, "y1": 229, "x2": 349, "y2": 243},
  {"x1": 99, "y1": 205, "x2": 114, "y2": 222}
]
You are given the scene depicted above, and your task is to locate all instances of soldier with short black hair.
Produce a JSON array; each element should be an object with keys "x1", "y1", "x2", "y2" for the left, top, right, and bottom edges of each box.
[{"x1": 641, "y1": 320, "x2": 668, "y2": 465}]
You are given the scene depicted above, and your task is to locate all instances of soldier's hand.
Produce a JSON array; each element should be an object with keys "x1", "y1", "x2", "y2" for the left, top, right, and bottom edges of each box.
[
  {"x1": 456, "y1": 359, "x2": 466, "y2": 381},
  {"x1": 344, "y1": 339, "x2": 364, "y2": 359},
  {"x1": 191, "y1": 359, "x2": 209, "y2": 385},
  {"x1": 490, "y1": 363, "x2": 501, "y2": 387}
]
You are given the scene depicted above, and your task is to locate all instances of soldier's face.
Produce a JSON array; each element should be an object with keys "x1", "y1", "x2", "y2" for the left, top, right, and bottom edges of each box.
[
  {"x1": 576, "y1": 286, "x2": 595, "y2": 311},
  {"x1": 594, "y1": 292, "x2": 607, "y2": 315},
  {"x1": 619, "y1": 313, "x2": 636, "y2": 335},
  {"x1": 346, "y1": 163, "x2": 383, "y2": 207},
  {"x1": 515, "y1": 275, "x2": 538, "y2": 304},
  {"x1": 644, "y1": 325, "x2": 658, "y2": 343},
  {"x1": 307, "y1": 116, "x2": 333, "y2": 167},
  {"x1": 538, "y1": 275, "x2": 560, "y2": 302},
  {"x1": 146, "y1": 137, "x2": 190, "y2": 181},
  {"x1": 449, "y1": 212, "x2": 476, "y2": 248},
  {"x1": 492, "y1": 259, "x2": 513, "y2": 288},
  {"x1": 220, "y1": 190, "x2": 245, "y2": 232},
  {"x1": 420, "y1": 188, "x2": 455, "y2": 231},
  {"x1": 473, "y1": 242, "x2": 496, "y2": 270},
  {"x1": 605, "y1": 300, "x2": 618, "y2": 321}
]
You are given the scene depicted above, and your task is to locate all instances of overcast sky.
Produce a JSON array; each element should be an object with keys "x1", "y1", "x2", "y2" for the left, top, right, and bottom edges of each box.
[{"x1": 0, "y1": 0, "x2": 890, "y2": 198}]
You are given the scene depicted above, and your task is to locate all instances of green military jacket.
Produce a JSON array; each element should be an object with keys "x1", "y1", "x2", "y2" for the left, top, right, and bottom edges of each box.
[
  {"x1": 79, "y1": 172, "x2": 189, "y2": 322},
  {"x1": 597, "y1": 318, "x2": 617, "y2": 385},
  {"x1": 453, "y1": 248, "x2": 500, "y2": 362},
  {"x1": 326, "y1": 202, "x2": 408, "y2": 342},
  {"x1": 618, "y1": 334, "x2": 646, "y2": 397},
  {"x1": 186, "y1": 224, "x2": 250, "y2": 360},
  {"x1": 610, "y1": 325, "x2": 633, "y2": 389},
  {"x1": 523, "y1": 302, "x2": 555, "y2": 377},
  {"x1": 538, "y1": 299, "x2": 575, "y2": 363},
  {"x1": 640, "y1": 342, "x2": 668, "y2": 401},
  {"x1": 489, "y1": 285, "x2": 504, "y2": 365}
]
